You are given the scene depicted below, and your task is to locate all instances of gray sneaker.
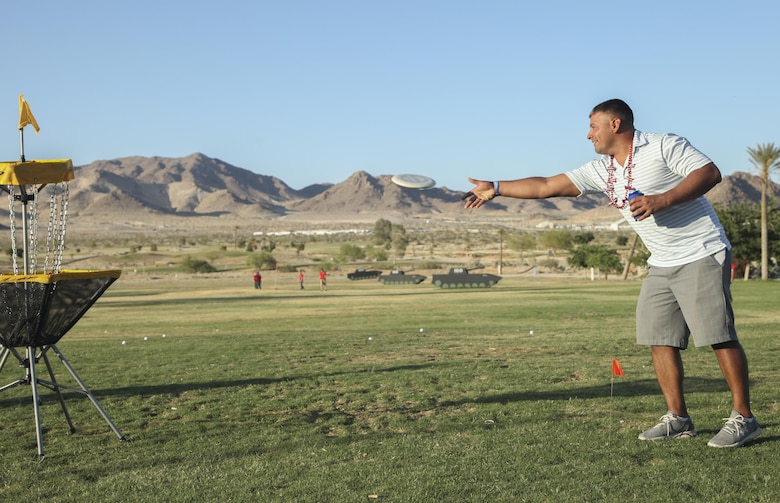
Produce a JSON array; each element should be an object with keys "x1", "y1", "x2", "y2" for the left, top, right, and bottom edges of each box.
[
  {"x1": 638, "y1": 411, "x2": 696, "y2": 440},
  {"x1": 707, "y1": 410, "x2": 761, "y2": 448}
]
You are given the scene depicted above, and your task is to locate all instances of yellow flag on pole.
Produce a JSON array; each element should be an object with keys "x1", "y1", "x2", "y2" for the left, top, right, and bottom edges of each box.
[{"x1": 18, "y1": 94, "x2": 40, "y2": 134}]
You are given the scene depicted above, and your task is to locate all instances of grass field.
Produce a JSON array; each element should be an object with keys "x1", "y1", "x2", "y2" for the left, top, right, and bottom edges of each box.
[{"x1": 0, "y1": 274, "x2": 777, "y2": 502}]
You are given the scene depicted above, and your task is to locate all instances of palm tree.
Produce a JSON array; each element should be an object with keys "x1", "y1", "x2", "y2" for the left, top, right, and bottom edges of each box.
[{"x1": 747, "y1": 143, "x2": 780, "y2": 280}]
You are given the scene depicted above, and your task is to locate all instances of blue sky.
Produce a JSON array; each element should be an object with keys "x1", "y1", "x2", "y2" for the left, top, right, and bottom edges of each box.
[{"x1": 3, "y1": 1, "x2": 778, "y2": 190}]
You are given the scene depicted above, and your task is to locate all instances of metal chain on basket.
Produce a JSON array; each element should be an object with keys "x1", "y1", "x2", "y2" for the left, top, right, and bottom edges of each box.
[
  {"x1": 54, "y1": 183, "x2": 70, "y2": 273},
  {"x1": 8, "y1": 187, "x2": 18, "y2": 275},
  {"x1": 5, "y1": 182, "x2": 71, "y2": 276},
  {"x1": 29, "y1": 186, "x2": 40, "y2": 275},
  {"x1": 44, "y1": 185, "x2": 57, "y2": 274}
]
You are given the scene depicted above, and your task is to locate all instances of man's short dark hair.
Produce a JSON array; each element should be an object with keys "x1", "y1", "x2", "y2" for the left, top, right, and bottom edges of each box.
[{"x1": 591, "y1": 99, "x2": 634, "y2": 128}]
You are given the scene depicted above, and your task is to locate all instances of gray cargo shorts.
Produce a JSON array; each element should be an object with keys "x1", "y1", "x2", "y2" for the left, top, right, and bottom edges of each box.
[{"x1": 636, "y1": 249, "x2": 737, "y2": 348}]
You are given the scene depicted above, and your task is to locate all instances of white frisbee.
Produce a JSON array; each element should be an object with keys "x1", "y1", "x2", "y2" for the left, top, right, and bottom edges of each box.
[{"x1": 391, "y1": 174, "x2": 436, "y2": 189}]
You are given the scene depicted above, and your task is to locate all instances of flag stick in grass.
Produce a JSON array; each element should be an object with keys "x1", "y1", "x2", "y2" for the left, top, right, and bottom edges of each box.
[
  {"x1": 611, "y1": 358, "x2": 625, "y2": 398},
  {"x1": 609, "y1": 359, "x2": 625, "y2": 438}
]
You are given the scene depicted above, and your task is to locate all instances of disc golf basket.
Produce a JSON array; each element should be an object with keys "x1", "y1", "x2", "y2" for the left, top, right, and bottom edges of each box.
[{"x1": 0, "y1": 159, "x2": 126, "y2": 459}]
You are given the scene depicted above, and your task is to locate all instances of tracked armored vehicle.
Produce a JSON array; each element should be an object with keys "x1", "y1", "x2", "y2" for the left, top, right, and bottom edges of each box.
[
  {"x1": 431, "y1": 266, "x2": 501, "y2": 288},
  {"x1": 378, "y1": 269, "x2": 426, "y2": 285},
  {"x1": 346, "y1": 268, "x2": 382, "y2": 280}
]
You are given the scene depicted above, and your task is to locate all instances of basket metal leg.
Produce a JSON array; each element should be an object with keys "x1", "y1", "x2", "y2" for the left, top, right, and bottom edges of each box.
[
  {"x1": 49, "y1": 345, "x2": 126, "y2": 442},
  {"x1": 0, "y1": 347, "x2": 27, "y2": 393},
  {"x1": 28, "y1": 347, "x2": 46, "y2": 460},
  {"x1": 0, "y1": 347, "x2": 10, "y2": 373},
  {"x1": 0, "y1": 344, "x2": 126, "y2": 459},
  {"x1": 41, "y1": 350, "x2": 76, "y2": 434}
]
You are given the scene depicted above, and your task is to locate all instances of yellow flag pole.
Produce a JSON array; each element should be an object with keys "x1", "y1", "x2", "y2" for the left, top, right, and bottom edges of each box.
[
  {"x1": 19, "y1": 128, "x2": 25, "y2": 161},
  {"x1": 18, "y1": 94, "x2": 40, "y2": 161}
]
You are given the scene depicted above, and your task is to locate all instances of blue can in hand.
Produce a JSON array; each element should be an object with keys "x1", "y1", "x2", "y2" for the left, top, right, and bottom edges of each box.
[
  {"x1": 628, "y1": 190, "x2": 643, "y2": 220},
  {"x1": 627, "y1": 190, "x2": 643, "y2": 201}
]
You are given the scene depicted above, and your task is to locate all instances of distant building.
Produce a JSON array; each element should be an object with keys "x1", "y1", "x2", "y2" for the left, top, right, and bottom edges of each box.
[{"x1": 253, "y1": 229, "x2": 372, "y2": 237}]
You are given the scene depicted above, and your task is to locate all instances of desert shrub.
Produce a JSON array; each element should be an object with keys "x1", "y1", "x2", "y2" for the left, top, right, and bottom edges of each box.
[
  {"x1": 365, "y1": 247, "x2": 388, "y2": 261},
  {"x1": 572, "y1": 231, "x2": 595, "y2": 244},
  {"x1": 567, "y1": 244, "x2": 623, "y2": 279},
  {"x1": 5, "y1": 246, "x2": 23, "y2": 258},
  {"x1": 339, "y1": 244, "x2": 366, "y2": 261},
  {"x1": 538, "y1": 258, "x2": 563, "y2": 271},
  {"x1": 247, "y1": 251, "x2": 277, "y2": 270},
  {"x1": 180, "y1": 256, "x2": 216, "y2": 273}
]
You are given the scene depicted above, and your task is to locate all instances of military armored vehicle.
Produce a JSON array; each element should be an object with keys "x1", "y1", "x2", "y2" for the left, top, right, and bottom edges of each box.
[
  {"x1": 347, "y1": 268, "x2": 383, "y2": 280},
  {"x1": 431, "y1": 266, "x2": 501, "y2": 288},
  {"x1": 378, "y1": 269, "x2": 426, "y2": 285}
]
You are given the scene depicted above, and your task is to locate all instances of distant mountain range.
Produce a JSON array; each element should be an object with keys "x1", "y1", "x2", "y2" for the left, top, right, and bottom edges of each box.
[{"x1": 57, "y1": 152, "x2": 779, "y2": 226}]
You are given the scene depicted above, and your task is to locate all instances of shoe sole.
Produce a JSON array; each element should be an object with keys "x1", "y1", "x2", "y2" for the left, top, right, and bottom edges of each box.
[
  {"x1": 707, "y1": 427, "x2": 762, "y2": 448},
  {"x1": 638, "y1": 430, "x2": 697, "y2": 441}
]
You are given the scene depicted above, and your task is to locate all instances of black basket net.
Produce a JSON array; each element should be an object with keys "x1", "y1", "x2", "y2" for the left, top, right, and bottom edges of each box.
[{"x1": 0, "y1": 271, "x2": 120, "y2": 347}]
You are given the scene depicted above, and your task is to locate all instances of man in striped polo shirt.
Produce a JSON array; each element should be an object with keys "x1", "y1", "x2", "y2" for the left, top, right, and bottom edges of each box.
[{"x1": 462, "y1": 98, "x2": 761, "y2": 448}]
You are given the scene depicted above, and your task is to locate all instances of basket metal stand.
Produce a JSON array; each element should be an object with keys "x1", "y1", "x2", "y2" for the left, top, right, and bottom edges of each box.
[
  {"x1": 0, "y1": 342, "x2": 127, "y2": 459},
  {"x1": 0, "y1": 159, "x2": 126, "y2": 459}
]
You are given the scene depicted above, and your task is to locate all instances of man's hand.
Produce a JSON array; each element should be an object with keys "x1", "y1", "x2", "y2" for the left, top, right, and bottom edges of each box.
[
  {"x1": 462, "y1": 177, "x2": 495, "y2": 209},
  {"x1": 630, "y1": 163, "x2": 722, "y2": 221}
]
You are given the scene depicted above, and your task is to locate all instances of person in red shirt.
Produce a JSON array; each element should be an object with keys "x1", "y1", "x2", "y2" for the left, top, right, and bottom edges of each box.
[{"x1": 319, "y1": 268, "x2": 327, "y2": 291}]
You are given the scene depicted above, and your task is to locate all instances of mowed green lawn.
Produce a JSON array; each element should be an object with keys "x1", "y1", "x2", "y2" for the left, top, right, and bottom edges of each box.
[{"x1": 0, "y1": 274, "x2": 777, "y2": 502}]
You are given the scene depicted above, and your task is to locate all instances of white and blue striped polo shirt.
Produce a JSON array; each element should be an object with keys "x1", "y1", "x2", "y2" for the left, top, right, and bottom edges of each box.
[{"x1": 566, "y1": 130, "x2": 730, "y2": 267}]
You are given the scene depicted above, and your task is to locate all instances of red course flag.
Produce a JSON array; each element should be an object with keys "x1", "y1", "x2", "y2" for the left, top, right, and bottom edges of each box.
[{"x1": 612, "y1": 359, "x2": 625, "y2": 378}]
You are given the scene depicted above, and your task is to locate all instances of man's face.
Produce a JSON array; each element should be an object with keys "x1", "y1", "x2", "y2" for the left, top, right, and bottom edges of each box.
[{"x1": 587, "y1": 111, "x2": 618, "y2": 155}]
